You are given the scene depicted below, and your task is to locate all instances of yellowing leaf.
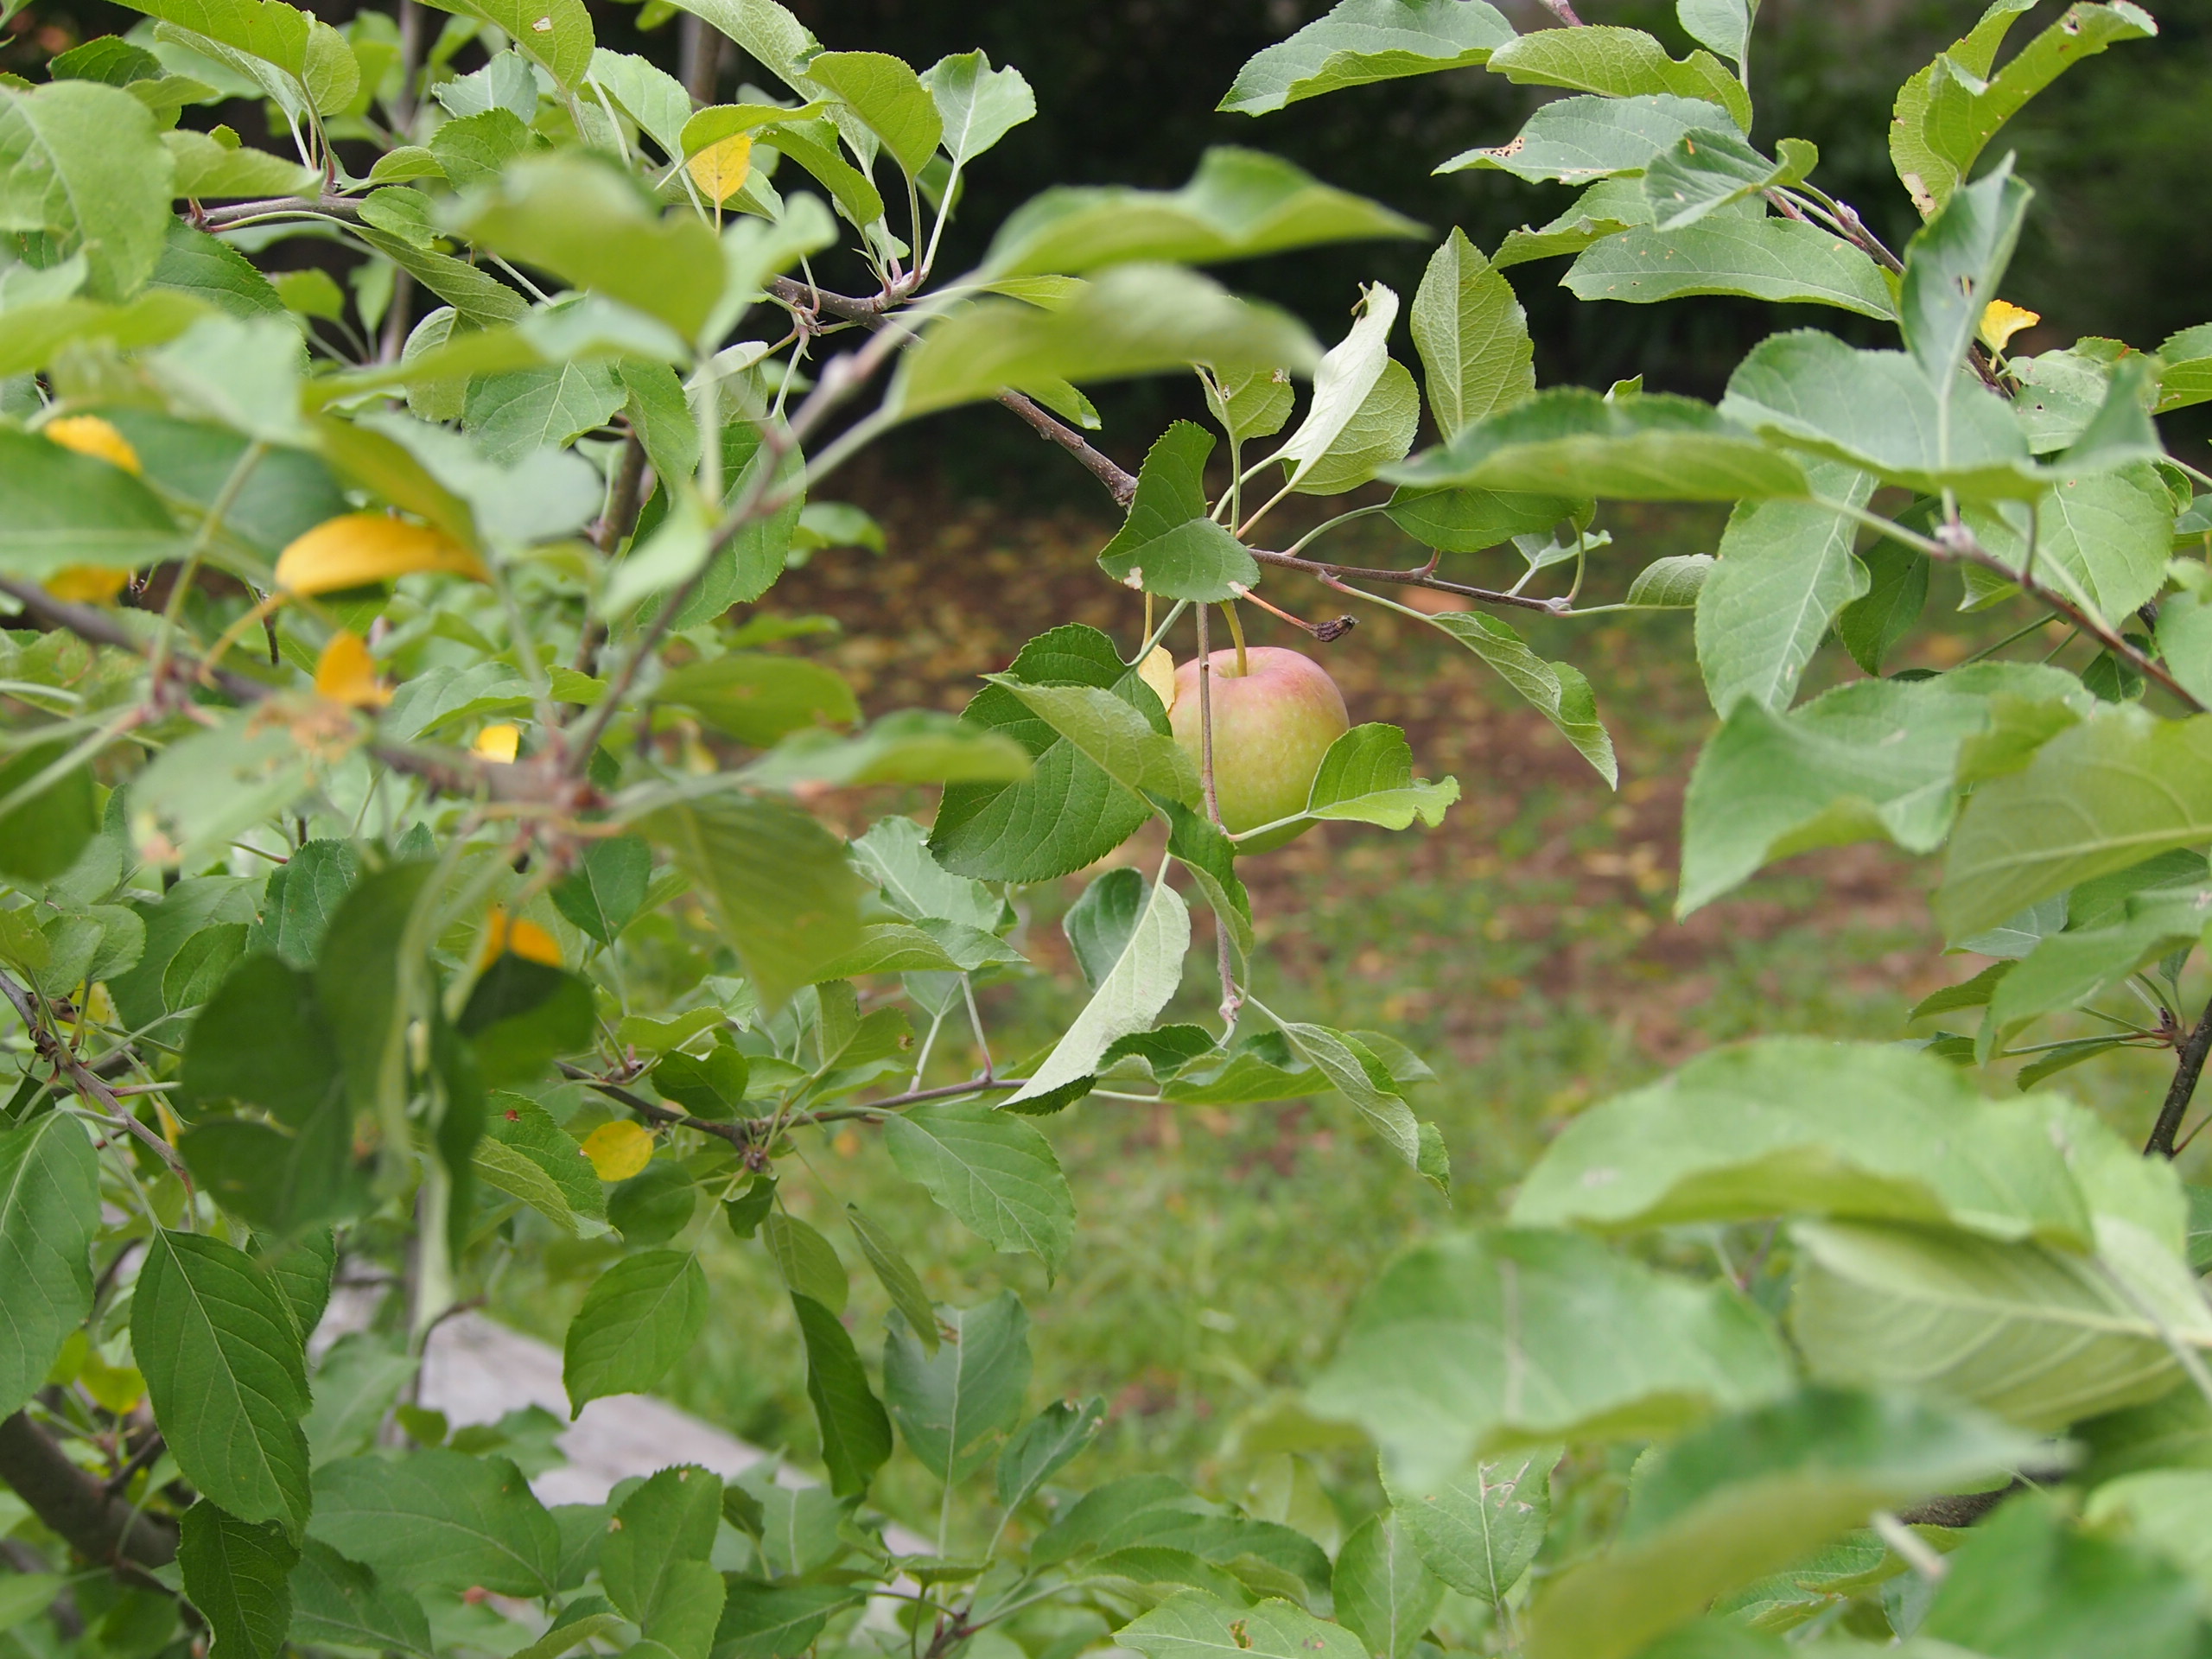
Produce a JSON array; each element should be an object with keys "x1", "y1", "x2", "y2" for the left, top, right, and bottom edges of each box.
[
  {"x1": 43, "y1": 567, "x2": 130, "y2": 604},
  {"x1": 474, "y1": 722, "x2": 521, "y2": 763},
  {"x1": 480, "y1": 906, "x2": 563, "y2": 967},
  {"x1": 1139, "y1": 645, "x2": 1177, "y2": 712},
  {"x1": 79, "y1": 1349, "x2": 145, "y2": 1414},
  {"x1": 44, "y1": 416, "x2": 142, "y2": 474},
  {"x1": 275, "y1": 512, "x2": 488, "y2": 595},
  {"x1": 686, "y1": 133, "x2": 753, "y2": 206},
  {"x1": 581, "y1": 1119, "x2": 653, "y2": 1182},
  {"x1": 314, "y1": 630, "x2": 391, "y2": 708},
  {"x1": 1980, "y1": 299, "x2": 2040, "y2": 353}
]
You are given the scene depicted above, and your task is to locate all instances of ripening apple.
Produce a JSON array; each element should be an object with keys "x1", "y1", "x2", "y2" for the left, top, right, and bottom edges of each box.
[{"x1": 1165, "y1": 646, "x2": 1349, "y2": 852}]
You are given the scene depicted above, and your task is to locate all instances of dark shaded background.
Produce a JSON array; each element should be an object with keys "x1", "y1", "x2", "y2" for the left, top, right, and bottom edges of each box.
[{"x1": 10, "y1": 0, "x2": 2209, "y2": 486}]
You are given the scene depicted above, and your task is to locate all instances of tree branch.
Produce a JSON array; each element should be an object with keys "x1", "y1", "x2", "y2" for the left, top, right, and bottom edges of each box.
[
  {"x1": 556, "y1": 1061, "x2": 1031, "y2": 1143},
  {"x1": 0, "y1": 1412, "x2": 178, "y2": 1582},
  {"x1": 995, "y1": 391, "x2": 1137, "y2": 508},
  {"x1": 2147, "y1": 992, "x2": 2212, "y2": 1156}
]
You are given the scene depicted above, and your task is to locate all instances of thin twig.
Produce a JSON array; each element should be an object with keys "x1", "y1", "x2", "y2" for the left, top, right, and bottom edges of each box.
[
  {"x1": 2147, "y1": 992, "x2": 2212, "y2": 1156},
  {"x1": 0, "y1": 971, "x2": 194, "y2": 1191},
  {"x1": 995, "y1": 391, "x2": 1137, "y2": 507}
]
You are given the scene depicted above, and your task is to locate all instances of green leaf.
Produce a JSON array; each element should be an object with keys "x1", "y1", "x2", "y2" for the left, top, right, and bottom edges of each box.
[
  {"x1": 852, "y1": 816, "x2": 1001, "y2": 932},
  {"x1": 0, "y1": 80, "x2": 175, "y2": 300},
  {"x1": 639, "y1": 793, "x2": 866, "y2": 1010},
  {"x1": 456, "y1": 156, "x2": 725, "y2": 344},
  {"x1": 423, "y1": 0, "x2": 593, "y2": 90},
  {"x1": 1387, "y1": 386, "x2": 1808, "y2": 500},
  {"x1": 1333, "y1": 1514, "x2": 1444, "y2": 1659},
  {"x1": 1121, "y1": 1592, "x2": 1365, "y2": 1659},
  {"x1": 656, "y1": 654, "x2": 860, "y2": 747},
  {"x1": 1383, "y1": 484, "x2": 1586, "y2": 553},
  {"x1": 846, "y1": 1205, "x2": 938, "y2": 1353},
  {"x1": 1420, "y1": 610, "x2": 1617, "y2": 785},
  {"x1": 550, "y1": 836, "x2": 652, "y2": 946},
  {"x1": 884, "y1": 1103, "x2": 1075, "y2": 1274},
  {"x1": 711, "y1": 1583, "x2": 861, "y2": 1659},
  {"x1": 465, "y1": 360, "x2": 627, "y2": 467},
  {"x1": 1308, "y1": 1228, "x2": 1792, "y2": 1488},
  {"x1": 1382, "y1": 1450, "x2": 1553, "y2": 1605},
  {"x1": 1923, "y1": 1491, "x2": 2203, "y2": 1659},
  {"x1": 1440, "y1": 92, "x2": 1732, "y2": 182},
  {"x1": 0, "y1": 1113, "x2": 99, "y2": 1420},
  {"x1": 789, "y1": 1293, "x2": 892, "y2": 1499},
  {"x1": 1304, "y1": 723, "x2": 1460, "y2": 830},
  {"x1": 133, "y1": 1230, "x2": 311, "y2": 1535},
  {"x1": 163, "y1": 129, "x2": 318, "y2": 200},
  {"x1": 0, "y1": 427, "x2": 182, "y2": 577},
  {"x1": 1679, "y1": 0, "x2": 1751, "y2": 64},
  {"x1": 884, "y1": 1291, "x2": 1031, "y2": 1485},
  {"x1": 1643, "y1": 130, "x2": 1816, "y2": 232},
  {"x1": 1218, "y1": 0, "x2": 1514, "y2": 115},
  {"x1": 895, "y1": 264, "x2": 1320, "y2": 418},
  {"x1": 1278, "y1": 1021, "x2": 1421, "y2": 1164},
  {"x1": 743, "y1": 712, "x2": 1031, "y2": 792},
  {"x1": 1274, "y1": 283, "x2": 1400, "y2": 491},
  {"x1": 288, "y1": 1539, "x2": 430, "y2": 1658},
  {"x1": 1719, "y1": 330, "x2": 2035, "y2": 499},
  {"x1": 1410, "y1": 227, "x2": 1534, "y2": 440},
  {"x1": 1623, "y1": 553, "x2": 1713, "y2": 608},
  {"x1": 1681, "y1": 664, "x2": 2083, "y2": 914},
  {"x1": 806, "y1": 52, "x2": 939, "y2": 176},
  {"x1": 182, "y1": 956, "x2": 344, "y2": 1125},
  {"x1": 1567, "y1": 214, "x2": 1891, "y2": 319},
  {"x1": 1962, "y1": 463, "x2": 2176, "y2": 626},
  {"x1": 1891, "y1": 2, "x2": 2156, "y2": 217},
  {"x1": 998, "y1": 1396, "x2": 1106, "y2": 1512},
  {"x1": 1836, "y1": 540, "x2": 1928, "y2": 677},
  {"x1": 931, "y1": 626, "x2": 1165, "y2": 882},
  {"x1": 308, "y1": 1451, "x2": 559, "y2": 1596},
  {"x1": 588, "y1": 48, "x2": 690, "y2": 159},
  {"x1": 1491, "y1": 177, "x2": 1647, "y2": 270},
  {"x1": 1510, "y1": 1036, "x2": 2092, "y2": 1243},
  {"x1": 1790, "y1": 1217, "x2": 2212, "y2": 1430},
  {"x1": 983, "y1": 147, "x2": 1420, "y2": 277},
  {"x1": 1065, "y1": 867, "x2": 1147, "y2": 992},
  {"x1": 0, "y1": 743, "x2": 98, "y2": 887},
  {"x1": 919, "y1": 50, "x2": 1033, "y2": 166},
  {"x1": 562, "y1": 1249, "x2": 709, "y2": 1415},
  {"x1": 987, "y1": 677, "x2": 1202, "y2": 809},
  {"x1": 1007, "y1": 872, "x2": 1189, "y2": 1106},
  {"x1": 760, "y1": 1211, "x2": 847, "y2": 1313},
  {"x1": 1938, "y1": 707, "x2": 2212, "y2": 941},
  {"x1": 1526, "y1": 1389, "x2": 2037, "y2": 1659},
  {"x1": 1901, "y1": 157, "x2": 2032, "y2": 395},
  {"x1": 603, "y1": 1465, "x2": 725, "y2": 1659},
  {"x1": 179, "y1": 1504, "x2": 296, "y2": 1659},
  {"x1": 1203, "y1": 364, "x2": 1296, "y2": 443},
  {"x1": 1486, "y1": 26, "x2": 1747, "y2": 130},
  {"x1": 2157, "y1": 321, "x2": 2212, "y2": 415},
  {"x1": 1096, "y1": 423, "x2": 1262, "y2": 602}
]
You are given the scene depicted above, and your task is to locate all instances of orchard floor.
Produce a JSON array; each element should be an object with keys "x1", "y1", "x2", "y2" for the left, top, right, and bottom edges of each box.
[{"x1": 494, "y1": 474, "x2": 2183, "y2": 1543}]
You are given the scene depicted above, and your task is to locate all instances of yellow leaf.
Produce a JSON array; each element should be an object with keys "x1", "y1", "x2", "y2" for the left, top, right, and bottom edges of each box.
[
  {"x1": 581, "y1": 1119, "x2": 653, "y2": 1182},
  {"x1": 474, "y1": 722, "x2": 521, "y2": 763},
  {"x1": 43, "y1": 567, "x2": 130, "y2": 605},
  {"x1": 314, "y1": 630, "x2": 391, "y2": 708},
  {"x1": 275, "y1": 512, "x2": 489, "y2": 596},
  {"x1": 687, "y1": 133, "x2": 753, "y2": 207},
  {"x1": 45, "y1": 415, "x2": 142, "y2": 474},
  {"x1": 1979, "y1": 299, "x2": 2041, "y2": 354},
  {"x1": 1139, "y1": 645, "x2": 1177, "y2": 713},
  {"x1": 480, "y1": 906, "x2": 563, "y2": 968}
]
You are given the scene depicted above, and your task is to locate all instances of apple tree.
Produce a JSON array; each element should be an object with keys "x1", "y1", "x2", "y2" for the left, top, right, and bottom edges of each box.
[{"x1": 4, "y1": 0, "x2": 2212, "y2": 1656}]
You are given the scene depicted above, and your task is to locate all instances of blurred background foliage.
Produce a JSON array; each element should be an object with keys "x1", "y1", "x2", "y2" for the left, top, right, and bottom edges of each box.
[{"x1": 10, "y1": 0, "x2": 2210, "y2": 488}]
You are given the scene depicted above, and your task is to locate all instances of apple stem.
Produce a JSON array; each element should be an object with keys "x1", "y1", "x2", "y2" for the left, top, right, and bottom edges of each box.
[
  {"x1": 1142, "y1": 590, "x2": 1154, "y2": 647},
  {"x1": 1236, "y1": 585, "x2": 1358, "y2": 644},
  {"x1": 1219, "y1": 601, "x2": 1249, "y2": 677},
  {"x1": 1192, "y1": 605, "x2": 1243, "y2": 1033}
]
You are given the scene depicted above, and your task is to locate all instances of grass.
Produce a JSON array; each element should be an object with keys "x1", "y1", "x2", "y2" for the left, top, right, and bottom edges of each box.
[{"x1": 489, "y1": 481, "x2": 2196, "y2": 1556}]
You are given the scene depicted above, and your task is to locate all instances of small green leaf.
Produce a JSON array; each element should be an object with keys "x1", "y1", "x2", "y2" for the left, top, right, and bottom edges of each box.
[
  {"x1": 847, "y1": 1205, "x2": 938, "y2": 1352},
  {"x1": 1218, "y1": 0, "x2": 1514, "y2": 115},
  {"x1": 791, "y1": 1293, "x2": 893, "y2": 1498},
  {"x1": 179, "y1": 1503, "x2": 296, "y2": 1659},
  {"x1": 1410, "y1": 227, "x2": 1535, "y2": 439},
  {"x1": 0, "y1": 80, "x2": 175, "y2": 300},
  {"x1": 288, "y1": 1539, "x2": 432, "y2": 1658},
  {"x1": 1333, "y1": 1513, "x2": 1445, "y2": 1659},
  {"x1": 1420, "y1": 610, "x2": 1617, "y2": 785},
  {"x1": 1007, "y1": 873, "x2": 1189, "y2": 1106},
  {"x1": 1439, "y1": 93, "x2": 1732, "y2": 183},
  {"x1": 308, "y1": 1451, "x2": 560, "y2": 1597},
  {"x1": 883, "y1": 1291, "x2": 1031, "y2": 1485},
  {"x1": 982, "y1": 147, "x2": 1421, "y2": 277},
  {"x1": 920, "y1": 50, "x2": 1033, "y2": 165},
  {"x1": 1096, "y1": 423, "x2": 1262, "y2": 602},
  {"x1": 134, "y1": 1230, "x2": 312, "y2": 1534},
  {"x1": 807, "y1": 52, "x2": 940, "y2": 176},
  {"x1": 1486, "y1": 26, "x2": 1747, "y2": 130},
  {"x1": 997, "y1": 1396, "x2": 1106, "y2": 1512},
  {"x1": 603, "y1": 1465, "x2": 725, "y2": 1659},
  {"x1": 1382, "y1": 1449, "x2": 1554, "y2": 1605},
  {"x1": 0, "y1": 1113, "x2": 99, "y2": 1420},
  {"x1": 550, "y1": 836, "x2": 652, "y2": 945},
  {"x1": 884, "y1": 1103, "x2": 1075, "y2": 1274},
  {"x1": 1304, "y1": 723, "x2": 1459, "y2": 830},
  {"x1": 562, "y1": 1249, "x2": 709, "y2": 1415},
  {"x1": 761, "y1": 1211, "x2": 848, "y2": 1313},
  {"x1": 1308, "y1": 1228, "x2": 1792, "y2": 1487},
  {"x1": 1567, "y1": 214, "x2": 1891, "y2": 319}
]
